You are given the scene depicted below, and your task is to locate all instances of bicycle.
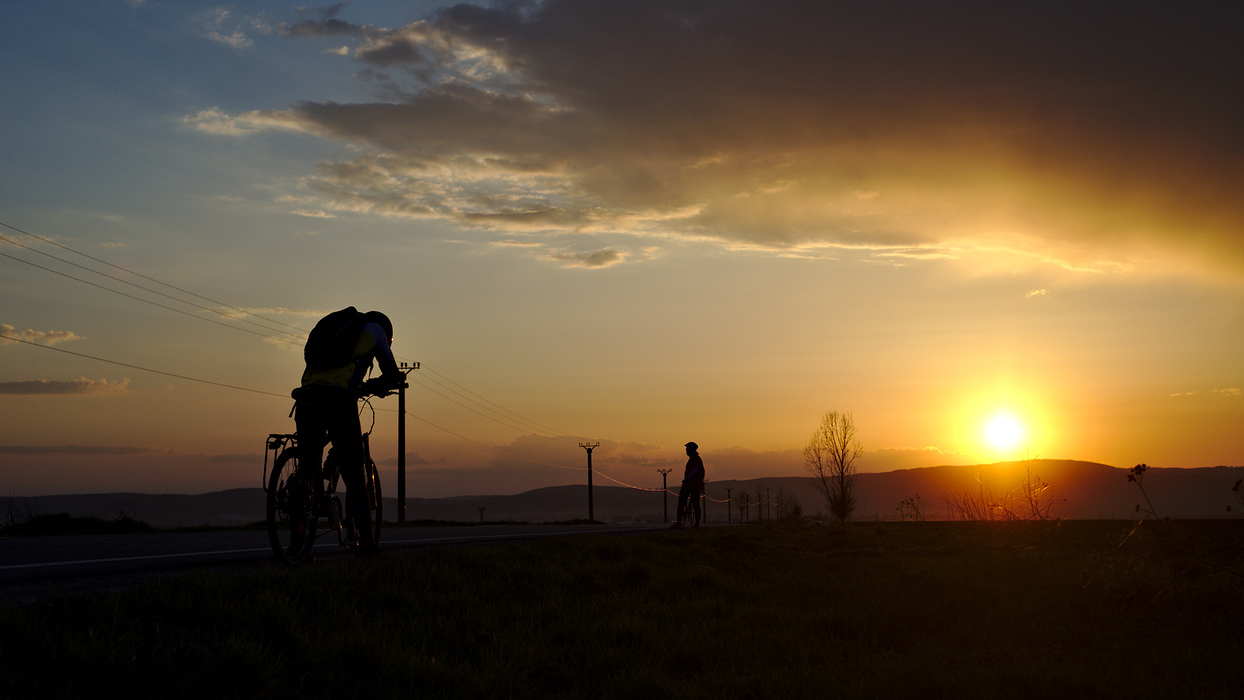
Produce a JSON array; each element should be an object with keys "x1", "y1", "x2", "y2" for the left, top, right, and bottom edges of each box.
[
  {"x1": 263, "y1": 394, "x2": 385, "y2": 565},
  {"x1": 672, "y1": 487, "x2": 701, "y2": 529}
]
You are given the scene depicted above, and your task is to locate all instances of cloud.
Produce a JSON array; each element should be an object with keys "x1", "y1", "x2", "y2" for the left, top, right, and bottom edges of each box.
[
  {"x1": 283, "y1": 18, "x2": 371, "y2": 39},
  {"x1": 291, "y1": 208, "x2": 336, "y2": 219},
  {"x1": 0, "y1": 377, "x2": 131, "y2": 395},
  {"x1": 183, "y1": 107, "x2": 299, "y2": 136},
  {"x1": 0, "y1": 445, "x2": 155, "y2": 455},
  {"x1": 206, "y1": 453, "x2": 262, "y2": 463},
  {"x1": 193, "y1": 8, "x2": 258, "y2": 48},
  {"x1": 378, "y1": 452, "x2": 441, "y2": 467},
  {"x1": 547, "y1": 249, "x2": 627, "y2": 268},
  {"x1": 227, "y1": 306, "x2": 329, "y2": 319},
  {"x1": 0, "y1": 324, "x2": 83, "y2": 346},
  {"x1": 217, "y1": 1, "x2": 1243, "y2": 277},
  {"x1": 1170, "y1": 388, "x2": 1241, "y2": 399}
]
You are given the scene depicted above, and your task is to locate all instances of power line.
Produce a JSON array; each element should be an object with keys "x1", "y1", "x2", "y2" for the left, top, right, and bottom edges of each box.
[
  {"x1": 3, "y1": 229, "x2": 578, "y2": 441},
  {"x1": 0, "y1": 220, "x2": 305, "y2": 335},
  {"x1": 7, "y1": 329, "x2": 680, "y2": 497},
  {"x1": 1, "y1": 219, "x2": 614, "y2": 477},
  {"x1": 0, "y1": 250, "x2": 303, "y2": 345},
  {"x1": 2, "y1": 219, "x2": 591, "y2": 446},
  {"x1": 368, "y1": 402, "x2": 587, "y2": 474},
  {"x1": 0, "y1": 233, "x2": 304, "y2": 341},
  {"x1": 406, "y1": 372, "x2": 584, "y2": 444},
  {"x1": 420, "y1": 365, "x2": 590, "y2": 441},
  {"x1": 2, "y1": 331, "x2": 592, "y2": 474},
  {"x1": 0, "y1": 332, "x2": 289, "y2": 398}
]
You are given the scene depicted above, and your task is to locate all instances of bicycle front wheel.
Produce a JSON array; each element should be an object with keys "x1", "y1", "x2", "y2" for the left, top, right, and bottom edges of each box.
[
  {"x1": 366, "y1": 456, "x2": 382, "y2": 547},
  {"x1": 267, "y1": 447, "x2": 318, "y2": 565}
]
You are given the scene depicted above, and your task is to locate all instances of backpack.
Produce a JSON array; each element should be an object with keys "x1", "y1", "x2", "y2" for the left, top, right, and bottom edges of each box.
[{"x1": 304, "y1": 307, "x2": 364, "y2": 370}]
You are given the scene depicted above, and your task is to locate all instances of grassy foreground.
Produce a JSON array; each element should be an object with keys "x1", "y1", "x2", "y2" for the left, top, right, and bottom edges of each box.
[{"x1": 3, "y1": 520, "x2": 1243, "y2": 699}]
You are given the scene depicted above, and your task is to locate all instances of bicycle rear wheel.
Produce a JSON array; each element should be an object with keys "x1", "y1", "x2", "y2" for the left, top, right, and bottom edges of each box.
[{"x1": 267, "y1": 447, "x2": 318, "y2": 565}]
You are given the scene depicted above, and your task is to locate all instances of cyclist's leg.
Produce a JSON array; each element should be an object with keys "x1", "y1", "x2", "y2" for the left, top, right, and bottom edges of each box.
[
  {"x1": 323, "y1": 401, "x2": 375, "y2": 551},
  {"x1": 293, "y1": 402, "x2": 327, "y2": 494}
]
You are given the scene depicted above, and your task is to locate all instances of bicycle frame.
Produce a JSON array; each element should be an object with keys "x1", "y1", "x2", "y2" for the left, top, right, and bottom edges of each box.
[{"x1": 265, "y1": 396, "x2": 384, "y2": 564}]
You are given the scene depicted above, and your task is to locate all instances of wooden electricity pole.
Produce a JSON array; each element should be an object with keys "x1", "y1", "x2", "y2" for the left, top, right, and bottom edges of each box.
[
  {"x1": 658, "y1": 469, "x2": 672, "y2": 522},
  {"x1": 397, "y1": 361, "x2": 419, "y2": 523},
  {"x1": 580, "y1": 442, "x2": 599, "y2": 521}
]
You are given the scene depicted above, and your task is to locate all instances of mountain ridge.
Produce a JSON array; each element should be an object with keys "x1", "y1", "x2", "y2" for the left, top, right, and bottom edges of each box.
[{"x1": 6, "y1": 460, "x2": 1241, "y2": 528}]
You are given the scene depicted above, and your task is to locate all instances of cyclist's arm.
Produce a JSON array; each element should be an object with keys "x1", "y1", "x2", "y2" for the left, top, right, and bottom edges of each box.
[{"x1": 361, "y1": 323, "x2": 403, "y2": 394}]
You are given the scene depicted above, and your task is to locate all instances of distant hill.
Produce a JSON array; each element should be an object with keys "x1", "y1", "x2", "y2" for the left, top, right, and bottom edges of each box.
[
  {"x1": 8, "y1": 461, "x2": 1242, "y2": 528},
  {"x1": 715, "y1": 460, "x2": 1244, "y2": 521}
]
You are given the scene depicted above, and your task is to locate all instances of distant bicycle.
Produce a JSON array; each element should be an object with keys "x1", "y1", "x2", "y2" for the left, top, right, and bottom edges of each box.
[
  {"x1": 263, "y1": 395, "x2": 385, "y2": 565},
  {"x1": 672, "y1": 495, "x2": 700, "y2": 529}
]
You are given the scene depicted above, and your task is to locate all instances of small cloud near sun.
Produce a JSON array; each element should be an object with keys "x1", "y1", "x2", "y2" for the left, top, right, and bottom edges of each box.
[{"x1": 1026, "y1": 289, "x2": 1049, "y2": 298}]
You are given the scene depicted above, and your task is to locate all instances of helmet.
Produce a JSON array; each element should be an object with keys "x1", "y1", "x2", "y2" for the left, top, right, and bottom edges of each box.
[
  {"x1": 684, "y1": 442, "x2": 698, "y2": 451},
  {"x1": 363, "y1": 311, "x2": 393, "y2": 343}
]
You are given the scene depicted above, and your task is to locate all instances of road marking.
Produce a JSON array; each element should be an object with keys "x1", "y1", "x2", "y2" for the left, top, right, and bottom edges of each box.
[
  {"x1": 0, "y1": 526, "x2": 663, "y2": 571},
  {"x1": 0, "y1": 547, "x2": 272, "y2": 571}
]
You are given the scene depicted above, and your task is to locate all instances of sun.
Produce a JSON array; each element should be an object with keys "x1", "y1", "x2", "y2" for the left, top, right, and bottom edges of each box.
[{"x1": 983, "y1": 413, "x2": 1024, "y2": 452}]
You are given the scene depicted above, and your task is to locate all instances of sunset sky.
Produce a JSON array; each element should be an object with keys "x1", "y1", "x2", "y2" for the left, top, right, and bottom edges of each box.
[{"x1": 2, "y1": 0, "x2": 1242, "y2": 498}]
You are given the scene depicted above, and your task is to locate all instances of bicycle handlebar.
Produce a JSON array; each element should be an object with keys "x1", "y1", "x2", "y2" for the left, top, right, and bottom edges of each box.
[{"x1": 358, "y1": 378, "x2": 399, "y2": 399}]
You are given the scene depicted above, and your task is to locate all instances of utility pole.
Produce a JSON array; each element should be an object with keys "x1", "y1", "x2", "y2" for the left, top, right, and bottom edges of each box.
[
  {"x1": 766, "y1": 488, "x2": 771, "y2": 521},
  {"x1": 397, "y1": 361, "x2": 420, "y2": 524},
  {"x1": 658, "y1": 469, "x2": 672, "y2": 523},
  {"x1": 726, "y1": 488, "x2": 732, "y2": 524},
  {"x1": 580, "y1": 442, "x2": 599, "y2": 521}
]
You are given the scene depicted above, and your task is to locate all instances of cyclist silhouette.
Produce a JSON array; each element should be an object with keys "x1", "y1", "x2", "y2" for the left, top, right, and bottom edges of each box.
[
  {"x1": 673, "y1": 441, "x2": 705, "y2": 528},
  {"x1": 292, "y1": 309, "x2": 402, "y2": 556}
]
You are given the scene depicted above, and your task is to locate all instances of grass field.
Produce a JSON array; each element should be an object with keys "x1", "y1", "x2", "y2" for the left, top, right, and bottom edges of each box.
[{"x1": 3, "y1": 520, "x2": 1243, "y2": 699}]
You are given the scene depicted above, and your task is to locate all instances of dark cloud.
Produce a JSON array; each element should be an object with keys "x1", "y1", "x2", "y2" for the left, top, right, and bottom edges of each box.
[
  {"x1": 283, "y1": 18, "x2": 368, "y2": 37},
  {"x1": 0, "y1": 445, "x2": 156, "y2": 455},
  {"x1": 263, "y1": 0, "x2": 1244, "y2": 274},
  {"x1": 207, "y1": 453, "x2": 262, "y2": 463},
  {"x1": 378, "y1": 452, "x2": 441, "y2": 467},
  {"x1": 0, "y1": 377, "x2": 130, "y2": 395}
]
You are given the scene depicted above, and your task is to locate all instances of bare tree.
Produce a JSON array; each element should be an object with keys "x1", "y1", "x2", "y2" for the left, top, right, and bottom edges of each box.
[
  {"x1": 895, "y1": 494, "x2": 926, "y2": 521},
  {"x1": 804, "y1": 410, "x2": 862, "y2": 524}
]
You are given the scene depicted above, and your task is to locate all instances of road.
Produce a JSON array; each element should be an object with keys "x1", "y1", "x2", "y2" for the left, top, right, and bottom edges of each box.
[{"x1": 0, "y1": 523, "x2": 666, "y2": 604}]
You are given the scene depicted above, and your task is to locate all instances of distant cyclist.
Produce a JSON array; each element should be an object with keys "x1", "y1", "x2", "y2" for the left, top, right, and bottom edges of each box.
[
  {"x1": 673, "y1": 441, "x2": 705, "y2": 528},
  {"x1": 292, "y1": 308, "x2": 403, "y2": 556}
]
